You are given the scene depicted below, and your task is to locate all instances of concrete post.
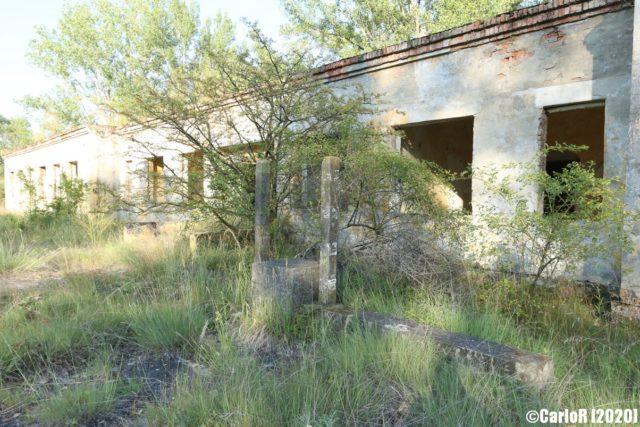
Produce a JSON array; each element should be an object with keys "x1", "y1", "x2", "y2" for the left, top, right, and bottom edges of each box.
[
  {"x1": 300, "y1": 164, "x2": 311, "y2": 222},
  {"x1": 621, "y1": 3, "x2": 640, "y2": 311},
  {"x1": 254, "y1": 159, "x2": 271, "y2": 263},
  {"x1": 319, "y1": 156, "x2": 341, "y2": 304}
]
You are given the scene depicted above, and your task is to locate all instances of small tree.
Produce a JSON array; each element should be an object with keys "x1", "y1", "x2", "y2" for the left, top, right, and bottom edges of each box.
[
  {"x1": 478, "y1": 145, "x2": 629, "y2": 289},
  {"x1": 16, "y1": 170, "x2": 87, "y2": 218},
  {"x1": 48, "y1": 174, "x2": 87, "y2": 216},
  {"x1": 29, "y1": 0, "x2": 393, "y2": 244}
]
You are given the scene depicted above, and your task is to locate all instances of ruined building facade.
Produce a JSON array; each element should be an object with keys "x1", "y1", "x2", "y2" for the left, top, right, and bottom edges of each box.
[{"x1": 4, "y1": 0, "x2": 640, "y2": 314}]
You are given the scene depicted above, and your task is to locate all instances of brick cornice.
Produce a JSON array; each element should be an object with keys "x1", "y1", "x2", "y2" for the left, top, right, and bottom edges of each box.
[{"x1": 315, "y1": 0, "x2": 633, "y2": 81}]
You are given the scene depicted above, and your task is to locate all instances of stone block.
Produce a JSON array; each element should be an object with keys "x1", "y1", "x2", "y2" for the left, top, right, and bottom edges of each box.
[
  {"x1": 612, "y1": 301, "x2": 640, "y2": 323},
  {"x1": 321, "y1": 304, "x2": 554, "y2": 390},
  {"x1": 251, "y1": 259, "x2": 319, "y2": 312}
]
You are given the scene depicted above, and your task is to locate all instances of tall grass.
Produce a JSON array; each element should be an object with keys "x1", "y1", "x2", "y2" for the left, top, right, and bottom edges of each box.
[
  {"x1": 0, "y1": 234, "x2": 251, "y2": 379},
  {"x1": 147, "y1": 326, "x2": 548, "y2": 426},
  {"x1": 127, "y1": 302, "x2": 208, "y2": 350},
  {"x1": 0, "y1": 212, "x2": 639, "y2": 425},
  {"x1": 0, "y1": 230, "x2": 48, "y2": 273}
]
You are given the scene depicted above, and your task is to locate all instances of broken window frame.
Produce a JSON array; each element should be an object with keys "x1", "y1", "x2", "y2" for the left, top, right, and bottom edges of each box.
[
  {"x1": 147, "y1": 156, "x2": 165, "y2": 205},
  {"x1": 541, "y1": 100, "x2": 606, "y2": 215},
  {"x1": 397, "y1": 116, "x2": 474, "y2": 213}
]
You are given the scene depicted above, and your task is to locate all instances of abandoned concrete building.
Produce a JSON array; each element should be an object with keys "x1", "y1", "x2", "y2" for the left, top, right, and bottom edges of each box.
[
  {"x1": 2, "y1": 124, "x2": 201, "y2": 221},
  {"x1": 4, "y1": 0, "x2": 640, "y2": 314}
]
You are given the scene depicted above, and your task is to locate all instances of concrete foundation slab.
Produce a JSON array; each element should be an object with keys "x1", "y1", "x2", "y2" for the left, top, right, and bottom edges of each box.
[{"x1": 320, "y1": 304, "x2": 554, "y2": 390}]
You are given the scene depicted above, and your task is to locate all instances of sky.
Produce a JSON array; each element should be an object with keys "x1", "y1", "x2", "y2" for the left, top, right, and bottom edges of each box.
[{"x1": 0, "y1": 0, "x2": 287, "y2": 120}]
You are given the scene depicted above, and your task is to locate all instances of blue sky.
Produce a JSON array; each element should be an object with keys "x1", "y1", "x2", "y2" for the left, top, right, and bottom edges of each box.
[{"x1": 0, "y1": 0, "x2": 286, "y2": 119}]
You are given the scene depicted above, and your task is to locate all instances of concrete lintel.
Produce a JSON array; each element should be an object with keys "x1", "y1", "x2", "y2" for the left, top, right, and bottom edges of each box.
[{"x1": 321, "y1": 304, "x2": 554, "y2": 390}]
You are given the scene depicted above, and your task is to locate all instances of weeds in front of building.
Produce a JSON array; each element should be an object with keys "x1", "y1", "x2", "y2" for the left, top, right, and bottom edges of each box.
[{"x1": 0, "y1": 143, "x2": 638, "y2": 426}]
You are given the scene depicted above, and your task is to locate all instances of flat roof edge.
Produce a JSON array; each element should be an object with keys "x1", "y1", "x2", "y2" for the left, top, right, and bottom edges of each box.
[
  {"x1": 2, "y1": 127, "x2": 90, "y2": 159},
  {"x1": 1, "y1": 125, "x2": 121, "y2": 159},
  {"x1": 314, "y1": 0, "x2": 632, "y2": 81}
]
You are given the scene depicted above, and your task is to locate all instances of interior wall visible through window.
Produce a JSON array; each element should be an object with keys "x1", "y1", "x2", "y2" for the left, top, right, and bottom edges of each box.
[
  {"x1": 545, "y1": 102, "x2": 605, "y2": 177},
  {"x1": 398, "y1": 116, "x2": 474, "y2": 211},
  {"x1": 183, "y1": 151, "x2": 204, "y2": 201},
  {"x1": 147, "y1": 156, "x2": 164, "y2": 204}
]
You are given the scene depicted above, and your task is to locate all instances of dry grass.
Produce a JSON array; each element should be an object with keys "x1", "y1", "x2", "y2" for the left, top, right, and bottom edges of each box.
[{"x1": 0, "y1": 213, "x2": 639, "y2": 426}]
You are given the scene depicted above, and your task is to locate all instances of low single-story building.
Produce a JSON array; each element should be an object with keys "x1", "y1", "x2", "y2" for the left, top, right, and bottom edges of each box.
[{"x1": 4, "y1": 0, "x2": 640, "y2": 315}]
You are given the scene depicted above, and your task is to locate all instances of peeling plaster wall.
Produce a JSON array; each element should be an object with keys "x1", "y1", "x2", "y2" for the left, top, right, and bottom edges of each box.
[
  {"x1": 622, "y1": 2, "x2": 640, "y2": 302},
  {"x1": 325, "y1": 8, "x2": 633, "y2": 284}
]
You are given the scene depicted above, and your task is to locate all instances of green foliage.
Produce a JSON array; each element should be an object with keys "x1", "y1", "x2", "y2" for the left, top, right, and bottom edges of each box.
[
  {"x1": 284, "y1": 122, "x2": 460, "y2": 246},
  {"x1": 15, "y1": 169, "x2": 88, "y2": 230},
  {"x1": 21, "y1": 89, "x2": 84, "y2": 136},
  {"x1": 477, "y1": 144, "x2": 629, "y2": 287},
  {"x1": 28, "y1": 0, "x2": 388, "y2": 242},
  {"x1": 342, "y1": 144, "x2": 450, "y2": 234},
  {"x1": 281, "y1": 0, "x2": 435, "y2": 59},
  {"x1": 0, "y1": 115, "x2": 33, "y2": 152},
  {"x1": 0, "y1": 217, "x2": 639, "y2": 425},
  {"x1": 432, "y1": 0, "x2": 529, "y2": 34},
  {"x1": 27, "y1": 0, "x2": 235, "y2": 125},
  {"x1": 473, "y1": 275, "x2": 547, "y2": 325},
  {"x1": 48, "y1": 174, "x2": 87, "y2": 216},
  {"x1": 281, "y1": 0, "x2": 540, "y2": 59},
  {"x1": 0, "y1": 115, "x2": 33, "y2": 198}
]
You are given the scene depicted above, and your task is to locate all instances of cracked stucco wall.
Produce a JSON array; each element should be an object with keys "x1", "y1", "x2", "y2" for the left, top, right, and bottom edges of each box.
[{"x1": 328, "y1": 8, "x2": 634, "y2": 284}]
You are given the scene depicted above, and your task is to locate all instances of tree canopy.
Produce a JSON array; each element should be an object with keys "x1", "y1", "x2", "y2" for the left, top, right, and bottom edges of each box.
[
  {"x1": 27, "y1": 0, "x2": 235, "y2": 127},
  {"x1": 0, "y1": 115, "x2": 33, "y2": 152},
  {"x1": 281, "y1": 0, "x2": 539, "y2": 59},
  {"x1": 26, "y1": 0, "x2": 465, "y2": 243},
  {"x1": 27, "y1": 0, "x2": 418, "y2": 239}
]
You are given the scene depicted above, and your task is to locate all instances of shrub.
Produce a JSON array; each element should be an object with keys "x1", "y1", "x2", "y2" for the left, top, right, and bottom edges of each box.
[{"x1": 477, "y1": 144, "x2": 629, "y2": 288}]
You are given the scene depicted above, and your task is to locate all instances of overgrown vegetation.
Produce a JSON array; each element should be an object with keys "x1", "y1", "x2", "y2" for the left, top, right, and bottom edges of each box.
[
  {"x1": 0, "y1": 213, "x2": 638, "y2": 425},
  {"x1": 3, "y1": 0, "x2": 637, "y2": 425},
  {"x1": 477, "y1": 144, "x2": 629, "y2": 288}
]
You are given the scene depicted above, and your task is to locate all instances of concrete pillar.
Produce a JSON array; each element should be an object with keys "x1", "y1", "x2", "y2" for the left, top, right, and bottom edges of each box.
[
  {"x1": 254, "y1": 159, "x2": 271, "y2": 263},
  {"x1": 621, "y1": 3, "x2": 640, "y2": 309},
  {"x1": 319, "y1": 156, "x2": 340, "y2": 304},
  {"x1": 300, "y1": 164, "x2": 311, "y2": 222},
  {"x1": 616, "y1": 4, "x2": 640, "y2": 320}
]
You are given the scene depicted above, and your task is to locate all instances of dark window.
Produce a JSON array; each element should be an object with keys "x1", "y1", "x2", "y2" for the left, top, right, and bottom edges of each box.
[
  {"x1": 399, "y1": 116, "x2": 474, "y2": 211},
  {"x1": 544, "y1": 102, "x2": 605, "y2": 213},
  {"x1": 147, "y1": 156, "x2": 164, "y2": 204}
]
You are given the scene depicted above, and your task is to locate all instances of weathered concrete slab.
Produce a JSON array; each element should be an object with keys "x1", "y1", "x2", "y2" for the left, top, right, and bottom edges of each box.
[
  {"x1": 252, "y1": 259, "x2": 319, "y2": 311},
  {"x1": 321, "y1": 304, "x2": 554, "y2": 389}
]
